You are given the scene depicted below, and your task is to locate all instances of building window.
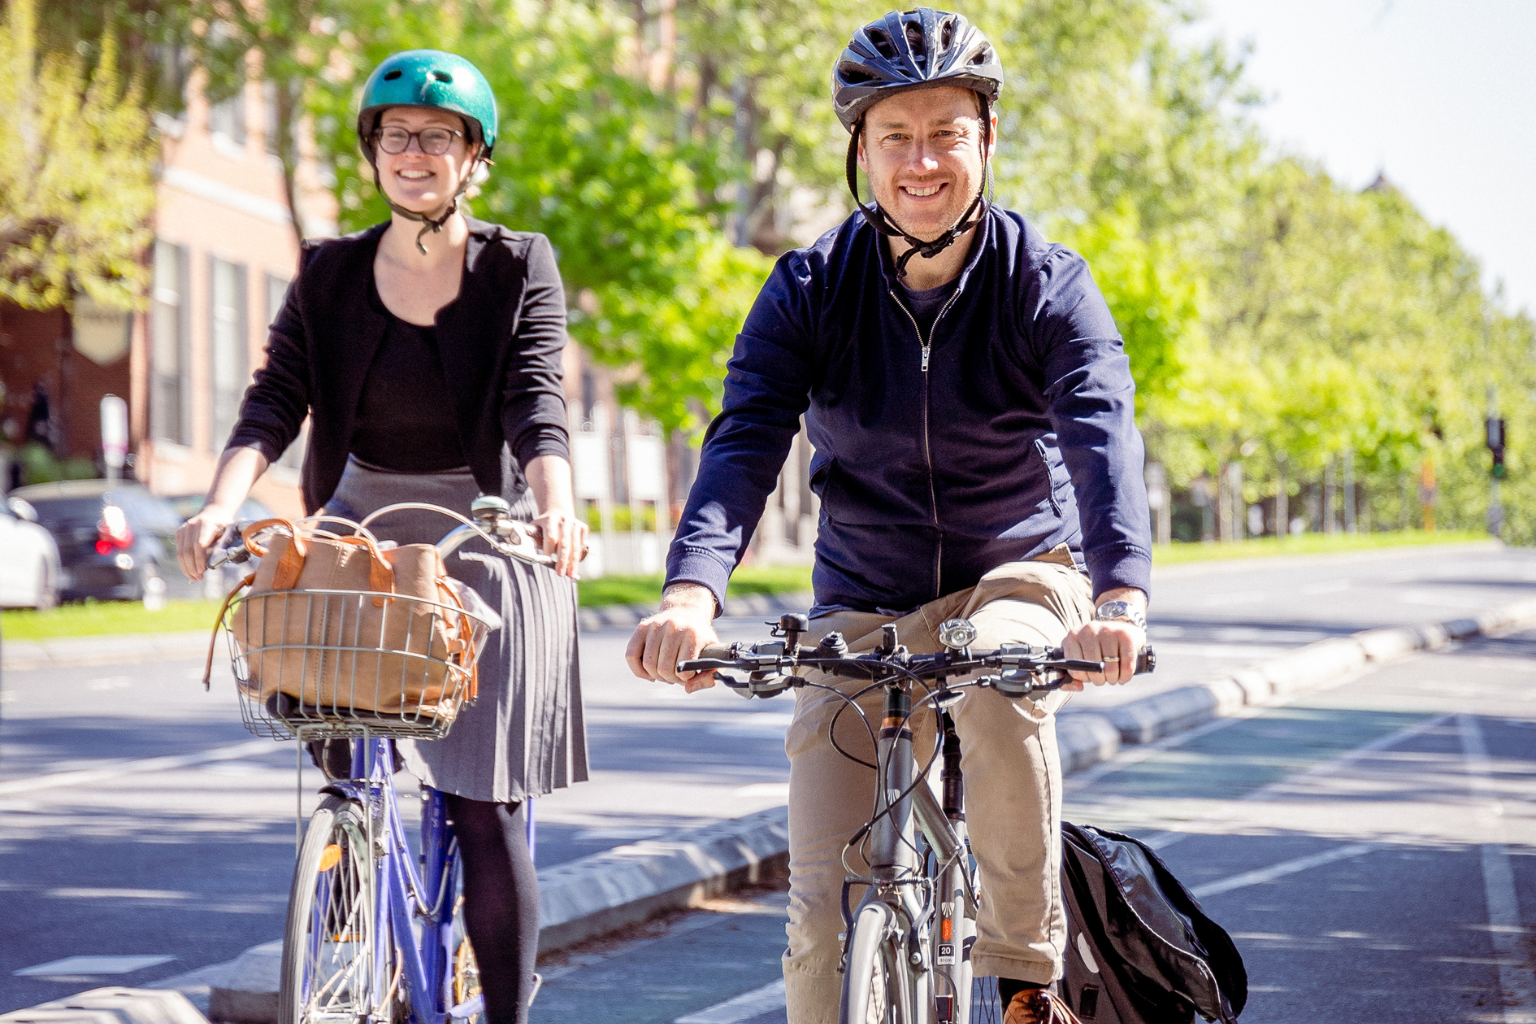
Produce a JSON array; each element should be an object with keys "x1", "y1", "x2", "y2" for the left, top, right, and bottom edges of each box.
[
  {"x1": 265, "y1": 273, "x2": 290, "y2": 327},
  {"x1": 265, "y1": 271, "x2": 306, "y2": 471},
  {"x1": 208, "y1": 76, "x2": 246, "y2": 146},
  {"x1": 150, "y1": 241, "x2": 190, "y2": 445},
  {"x1": 262, "y1": 80, "x2": 280, "y2": 155},
  {"x1": 209, "y1": 257, "x2": 248, "y2": 451}
]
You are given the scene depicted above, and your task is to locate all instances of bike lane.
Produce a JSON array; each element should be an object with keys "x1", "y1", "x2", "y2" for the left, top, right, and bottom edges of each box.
[{"x1": 524, "y1": 627, "x2": 1536, "y2": 1024}]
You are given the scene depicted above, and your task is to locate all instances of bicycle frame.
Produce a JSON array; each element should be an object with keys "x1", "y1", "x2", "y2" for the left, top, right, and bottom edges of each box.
[
  {"x1": 841, "y1": 680, "x2": 978, "y2": 1024},
  {"x1": 681, "y1": 616, "x2": 1151, "y2": 1024},
  {"x1": 315, "y1": 736, "x2": 482, "y2": 1024}
]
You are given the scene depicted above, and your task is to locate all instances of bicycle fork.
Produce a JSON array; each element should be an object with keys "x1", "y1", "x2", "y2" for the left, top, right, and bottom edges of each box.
[{"x1": 931, "y1": 713, "x2": 974, "y2": 1024}]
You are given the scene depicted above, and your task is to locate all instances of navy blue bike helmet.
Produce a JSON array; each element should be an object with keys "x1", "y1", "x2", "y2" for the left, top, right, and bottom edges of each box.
[{"x1": 832, "y1": 9, "x2": 1004, "y2": 279}]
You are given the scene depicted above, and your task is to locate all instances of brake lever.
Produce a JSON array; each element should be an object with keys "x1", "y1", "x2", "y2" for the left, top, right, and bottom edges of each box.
[{"x1": 207, "y1": 521, "x2": 257, "y2": 571}]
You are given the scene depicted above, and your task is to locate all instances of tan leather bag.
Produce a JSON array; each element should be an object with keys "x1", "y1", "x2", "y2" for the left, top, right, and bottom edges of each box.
[{"x1": 213, "y1": 518, "x2": 481, "y2": 720}]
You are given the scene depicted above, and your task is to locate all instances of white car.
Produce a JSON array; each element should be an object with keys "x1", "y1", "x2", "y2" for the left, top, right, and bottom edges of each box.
[{"x1": 0, "y1": 496, "x2": 62, "y2": 610}]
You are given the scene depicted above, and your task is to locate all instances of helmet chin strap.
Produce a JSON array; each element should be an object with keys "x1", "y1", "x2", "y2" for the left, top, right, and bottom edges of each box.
[
  {"x1": 845, "y1": 96, "x2": 993, "y2": 281},
  {"x1": 372, "y1": 158, "x2": 483, "y2": 255}
]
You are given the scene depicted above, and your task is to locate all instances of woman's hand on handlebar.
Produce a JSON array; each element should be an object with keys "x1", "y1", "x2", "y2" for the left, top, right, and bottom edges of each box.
[
  {"x1": 176, "y1": 506, "x2": 237, "y2": 581},
  {"x1": 625, "y1": 583, "x2": 719, "y2": 692},
  {"x1": 532, "y1": 508, "x2": 588, "y2": 578}
]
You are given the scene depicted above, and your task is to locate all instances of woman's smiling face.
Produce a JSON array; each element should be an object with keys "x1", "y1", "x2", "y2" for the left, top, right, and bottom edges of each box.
[{"x1": 372, "y1": 106, "x2": 480, "y2": 216}]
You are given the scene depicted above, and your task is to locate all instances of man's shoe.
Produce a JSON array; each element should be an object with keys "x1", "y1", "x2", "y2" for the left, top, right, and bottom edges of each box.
[{"x1": 1002, "y1": 988, "x2": 1084, "y2": 1024}]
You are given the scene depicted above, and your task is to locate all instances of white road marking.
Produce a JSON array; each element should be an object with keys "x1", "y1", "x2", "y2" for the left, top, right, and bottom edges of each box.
[
  {"x1": 15, "y1": 955, "x2": 176, "y2": 977},
  {"x1": 1457, "y1": 713, "x2": 1536, "y2": 1024},
  {"x1": 676, "y1": 979, "x2": 786, "y2": 1024},
  {"x1": 0, "y1": 738, "x2": 277, "y2": 796},
  {"x1": 1189, "y1": 843, "x2": 1377, "y2": 899}
]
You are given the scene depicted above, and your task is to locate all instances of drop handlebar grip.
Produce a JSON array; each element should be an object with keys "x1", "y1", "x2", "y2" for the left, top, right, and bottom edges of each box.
[
  {"x1": 698, "y1": 643, "x2": 735, "y2": 661},
  {"x1": 1136, "y1": 646, "x2": 1156, "y2": 675}
]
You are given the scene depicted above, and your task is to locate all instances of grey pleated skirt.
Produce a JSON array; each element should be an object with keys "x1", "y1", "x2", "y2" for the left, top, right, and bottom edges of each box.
[{"x1": 325, "y1": 455, "x2": 588, "y2": 803}]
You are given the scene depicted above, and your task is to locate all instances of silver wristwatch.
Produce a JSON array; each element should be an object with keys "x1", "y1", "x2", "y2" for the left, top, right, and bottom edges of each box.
[{"x1": 1094, "y1": 600, "x2": 1146, "y2": 630}]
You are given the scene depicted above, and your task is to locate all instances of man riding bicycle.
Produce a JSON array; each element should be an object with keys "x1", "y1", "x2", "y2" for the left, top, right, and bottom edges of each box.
[{"x1": 627, "y1": 9, "x2": 1151, "y2": 1023}]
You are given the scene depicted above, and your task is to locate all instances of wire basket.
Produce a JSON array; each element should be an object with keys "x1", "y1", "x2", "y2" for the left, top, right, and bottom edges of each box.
[{"x1": 218, "y1": 587, "x2": 495, "y2": 741}]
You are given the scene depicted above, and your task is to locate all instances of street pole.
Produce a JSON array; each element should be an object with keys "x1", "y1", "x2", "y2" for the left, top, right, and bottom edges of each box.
[
  {"x1": 100, "y1": 394, "x2": 128, "y2": 484},
  {"x1": 1344, "y1": 451, "x2": 1356, "y2": 535},
  {"x1": 1487, "y1": 386, "x2": 1504, "y2": 538}
]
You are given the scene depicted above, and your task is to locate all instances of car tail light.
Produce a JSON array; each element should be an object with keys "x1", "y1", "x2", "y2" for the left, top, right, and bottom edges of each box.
[{"x1": 95, "y1": 505, "x2": 135, "y2": 554}]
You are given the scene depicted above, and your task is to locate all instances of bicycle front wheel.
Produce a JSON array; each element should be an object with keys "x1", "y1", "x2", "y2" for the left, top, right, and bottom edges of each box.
[
  {"x1": 280, "y1": 794, "x2": 396, "y2": 1024},
  {"x1": 840, "y1": 903, "x2": 907, "y2": 1024}
]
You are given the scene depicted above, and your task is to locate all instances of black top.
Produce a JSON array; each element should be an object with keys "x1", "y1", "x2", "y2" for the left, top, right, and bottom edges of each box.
[
  {"x1": 226, "y1": 219, "x2": 571, "y2": 512},
  {"x1": 898, "y1": 277, "x2": 960, "y2": 340},
  {"x1": 350, "y1": 297, "x2": 468, "y2": 473}
]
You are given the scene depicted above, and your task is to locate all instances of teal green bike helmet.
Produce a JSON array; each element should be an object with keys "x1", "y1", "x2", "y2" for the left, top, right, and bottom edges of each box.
[{"x1": 356, "y1": 50, "x2": 499, "y2": 252}]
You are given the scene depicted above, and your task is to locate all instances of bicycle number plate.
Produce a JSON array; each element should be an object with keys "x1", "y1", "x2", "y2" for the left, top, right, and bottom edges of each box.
[{"x1": 936, "y1": 942, "x2": 956, "y2": 966}]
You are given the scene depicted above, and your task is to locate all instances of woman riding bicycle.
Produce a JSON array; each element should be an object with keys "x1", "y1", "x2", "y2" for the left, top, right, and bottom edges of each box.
[{"x1": 175, "y1": 50, "x2": 587, "y2": 1024}]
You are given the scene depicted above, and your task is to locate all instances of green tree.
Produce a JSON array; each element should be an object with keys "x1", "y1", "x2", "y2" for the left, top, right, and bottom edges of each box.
[{"x1": 0, "y1": 0, "x2": 157, "y2": 311}]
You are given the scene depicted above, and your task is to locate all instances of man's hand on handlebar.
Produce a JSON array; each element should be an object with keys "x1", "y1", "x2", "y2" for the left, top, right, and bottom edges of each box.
[
  {"x1": 626, "y1": 582, "x2": 720, "y2": 692},
  {"x1": 176, "y1": 506, "x2": 240, "y2": 582},
  {"x1": 1062, "y1": 588, "x2": 1147, "y2": 689}
]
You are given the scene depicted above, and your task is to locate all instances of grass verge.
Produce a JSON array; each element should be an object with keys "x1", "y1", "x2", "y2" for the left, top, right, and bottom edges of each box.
[
  {"x1": 1, "y1": 599, "x2": 224, "y2": 642},
  {"x1": 0, "y1": 530, "x2": 1493, "y2": 642},
  {"x1": 1150, "y1": 528, "x2": 1490, "y2": 565},
  {"x1": 576, "y1": 565, "x2": 813, "y2": 609}
]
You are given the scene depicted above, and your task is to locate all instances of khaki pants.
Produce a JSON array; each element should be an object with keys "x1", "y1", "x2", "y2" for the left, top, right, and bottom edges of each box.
[{"x1": 782, "y1": 549, "x2": 1094, "y2": 1024}]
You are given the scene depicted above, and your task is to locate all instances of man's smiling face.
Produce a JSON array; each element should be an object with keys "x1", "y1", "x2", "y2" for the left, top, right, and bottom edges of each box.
[{"x1": 856, "y1": 85, "x2": 994, "y2": 243}]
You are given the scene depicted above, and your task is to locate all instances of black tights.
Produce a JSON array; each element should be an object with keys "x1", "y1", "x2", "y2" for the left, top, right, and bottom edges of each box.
[{"x1": 444, "y1": 795, "x2": 539, "y2": 1024}]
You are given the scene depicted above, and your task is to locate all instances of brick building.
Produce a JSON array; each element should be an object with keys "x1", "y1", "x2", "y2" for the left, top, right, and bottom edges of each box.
[{"x1": 0, "y1": 61, "x2": 818, "y2": 577}]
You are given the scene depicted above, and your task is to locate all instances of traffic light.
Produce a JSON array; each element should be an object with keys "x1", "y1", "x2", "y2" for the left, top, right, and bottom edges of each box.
[{"x1": 1487, "y1": 417, "x2": 1507, "y2": 479}]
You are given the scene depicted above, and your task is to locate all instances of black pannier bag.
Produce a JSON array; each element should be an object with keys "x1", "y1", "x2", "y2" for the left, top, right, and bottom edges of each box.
[{"x1": 1057, "y1": 823, "x2": 1247, "y2": 1023}]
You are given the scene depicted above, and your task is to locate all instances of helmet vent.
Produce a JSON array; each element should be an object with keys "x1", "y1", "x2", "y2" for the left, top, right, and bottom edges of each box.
[
  {"x1": 433, "y1": 70, "x2": 453, "y2": 82},
  {"x1": 838, "y1": 64, "x2": 878, "y2": 86},
  {"x1": 868, "y1": 27, "x2": 898, "y2": 60},
  {"x1": 904, "y1": 22, "x2": 926, "y2": 60},
  {"x1": 939, "y1": 19, "x2": 955, "y2": 52},
  {"x1": 971, "y1": 44, "x2": 993, "y2": 66},
  {"x1": 383, "y1": 69, "x2": 403, "y2": 81}
]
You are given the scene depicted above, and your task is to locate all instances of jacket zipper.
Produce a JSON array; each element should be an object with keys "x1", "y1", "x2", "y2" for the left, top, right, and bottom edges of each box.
[{"x1": 889, "y1": 285, "x2": 965, "y2": 599}]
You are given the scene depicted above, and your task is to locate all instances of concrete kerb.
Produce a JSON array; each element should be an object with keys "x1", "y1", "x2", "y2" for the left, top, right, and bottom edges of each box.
[{"x1": 26, "y1": 593, "x2": 1536, "y2": 1024}]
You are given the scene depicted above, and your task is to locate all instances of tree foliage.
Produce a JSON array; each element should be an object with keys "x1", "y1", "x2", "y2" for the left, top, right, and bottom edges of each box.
[
  {"x1": 0, "y1": 0, "x2": 156, "y2": 311},
  {"x1": 42, "y1": 0, "x2": 1535, "y2": 539}
]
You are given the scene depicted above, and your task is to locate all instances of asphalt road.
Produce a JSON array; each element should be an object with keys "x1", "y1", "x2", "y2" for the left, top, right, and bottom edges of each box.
[
  {"x1": 529, "y1": 624, "x2": 1536, "y2": 1024},
  {"x1": 0, "y1": 542, "x2": 1532, "y2": 1014}
]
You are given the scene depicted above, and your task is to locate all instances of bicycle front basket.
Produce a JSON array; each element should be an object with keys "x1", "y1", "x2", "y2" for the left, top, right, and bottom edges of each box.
[{"x1": 219, "y1": 587, "x2": 494, "y2": 741}]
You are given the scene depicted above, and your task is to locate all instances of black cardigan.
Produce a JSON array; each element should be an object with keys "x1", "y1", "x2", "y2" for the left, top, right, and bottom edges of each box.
[{"x1": 227, "y1": 218, "x2": 571, "y2": 513}]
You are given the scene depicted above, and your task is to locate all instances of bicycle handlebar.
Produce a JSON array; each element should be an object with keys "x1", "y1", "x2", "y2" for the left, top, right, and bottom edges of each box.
[
  {"x1": 679, "y1": 623, "x2": 1154, "y2": 702},
  {"x1": 206, "y1": 502, "x2": 583, "y2": 572}
]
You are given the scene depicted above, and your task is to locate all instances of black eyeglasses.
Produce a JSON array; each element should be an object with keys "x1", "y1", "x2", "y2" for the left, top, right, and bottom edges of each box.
[{"x1": 373, "y1": 126, "x2": 465, "y2": 156}]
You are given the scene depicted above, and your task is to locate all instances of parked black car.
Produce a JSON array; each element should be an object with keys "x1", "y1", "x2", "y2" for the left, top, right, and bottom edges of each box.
[{"x1": 10, "y1": 480, "x2": 191, "y2": 603}]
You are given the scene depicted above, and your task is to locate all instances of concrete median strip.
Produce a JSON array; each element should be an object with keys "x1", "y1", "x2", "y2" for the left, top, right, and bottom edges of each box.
[{"x1": 17, "y1": 593, "x2": 1536, "y2": 1024}]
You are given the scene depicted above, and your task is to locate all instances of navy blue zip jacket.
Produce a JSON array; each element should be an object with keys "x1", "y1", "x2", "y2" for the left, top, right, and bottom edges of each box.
[{"x1": 666, "y1": 204, "x2": 1152, "y2": 615}]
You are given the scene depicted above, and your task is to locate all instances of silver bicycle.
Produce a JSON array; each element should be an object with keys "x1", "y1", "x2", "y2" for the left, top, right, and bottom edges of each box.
[{"x1": 681, "y1": 614, "x2": 1153, "y2": 1024}]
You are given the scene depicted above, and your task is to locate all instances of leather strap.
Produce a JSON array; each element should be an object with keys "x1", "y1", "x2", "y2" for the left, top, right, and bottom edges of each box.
[
  {"x1": 241, "y1": 518, "x2": 395, "y2": 603},
  {"x1": 203, "y1": 572, "x2": 256, "y2": 690}
]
